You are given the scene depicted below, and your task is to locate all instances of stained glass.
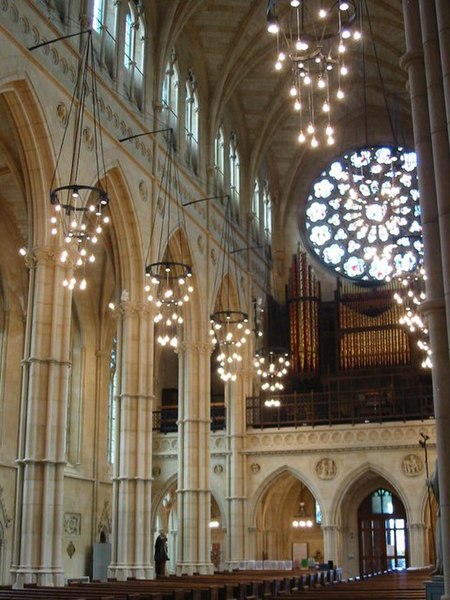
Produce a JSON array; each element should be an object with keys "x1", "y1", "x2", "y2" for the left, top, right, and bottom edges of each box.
[{"x1": 304, "y1": 146, "x2": 422, "y2": 282}]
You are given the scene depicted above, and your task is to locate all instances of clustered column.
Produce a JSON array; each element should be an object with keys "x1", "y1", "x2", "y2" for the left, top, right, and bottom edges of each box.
[
  {"x1": 109, "y1": 299, "x2": 154, "y2": 580},
  {"x1": 12, "y1": 247, "x2": 72, "y2": 587},
  {"x1": 401, "y1": 0, "x2": 450, "y2": 596},
  {"x1": 176, "y1": 341, "x2": 213, "y2": 575},
  {"x1": 225, "y1": 366, "x2": 252, "y2": 569}
]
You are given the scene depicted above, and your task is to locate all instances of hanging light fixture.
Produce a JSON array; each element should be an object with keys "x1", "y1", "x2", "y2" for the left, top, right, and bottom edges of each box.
[
  {"x1": 266, "y1": 0, "x2": 361, "y2": 147},
  {"x1": 145, "y1": 135, "x2": 194, "y2": 349},
  {"x1": 254, "y1": 347, "x2": 290, "y2": 407},
  {"x1": 45, "y1": 31, "x2": 110, "y2": 290},
  {"x1": 210, "y1": 200, "x2": 251, "y2": 382},
  {"x1": 292, "y1": 484, "x2": 314, "y2": 528},
  {"x1": 393, "y1": 268, "x2": 431, "y2": 369}
]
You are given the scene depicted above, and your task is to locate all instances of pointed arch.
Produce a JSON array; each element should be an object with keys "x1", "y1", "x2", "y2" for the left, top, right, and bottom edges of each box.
[
  {"x1": 327, "y1": 462, "x2": 413, "y2": 526},
  {"x1": 248, "y1": 465, "x2": 320, "y2": 529},
  {"x1": 103, "y1": 164, "x2": 146, "y2": 300},
  {"x1": 0, "y1": 75, "x2": 55, "y2": 247}
]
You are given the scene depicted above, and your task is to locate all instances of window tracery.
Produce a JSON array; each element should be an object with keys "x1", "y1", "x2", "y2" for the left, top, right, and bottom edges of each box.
[{"x1": 304, "y1": 146, "x2": 422, "y2": 282}]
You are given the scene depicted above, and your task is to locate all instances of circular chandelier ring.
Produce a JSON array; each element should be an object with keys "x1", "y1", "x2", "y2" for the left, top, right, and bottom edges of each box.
[
  {"x1": 50, "y1": 184, "x2": 109, "y2": 212},
  {"x1": 145, "y1": 261, "x2": 193, "y2": 280},
  {"x1": 210, "y1": 310, "x2": 249, "y2": 325}
]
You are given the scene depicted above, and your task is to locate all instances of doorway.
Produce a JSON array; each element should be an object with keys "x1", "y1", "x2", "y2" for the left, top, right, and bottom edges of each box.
[{"x1": 358, "y1": 488, "x2": 407, "y2": 575}]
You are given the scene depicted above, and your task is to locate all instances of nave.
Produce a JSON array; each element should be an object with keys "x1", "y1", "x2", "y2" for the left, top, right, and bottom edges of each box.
[{"x1": 0, "y1": 568, "x2": 433, "y2": 600}]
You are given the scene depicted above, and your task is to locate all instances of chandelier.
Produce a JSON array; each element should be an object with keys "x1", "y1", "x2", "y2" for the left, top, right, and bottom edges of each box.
[
  {"x1": 210, "y1": 201, "x2": 251, "y2": 382},
  {"x1": 47, "y1": 31, "x2": 110, "y2": 290},
  {"x1": 145, "y1": 137, "x2": 193, "y2": 348},
  {"x1": 393, "y1": 268, "x2": 431, "y2": 369},
  {"x1": 266, "y1": 0, "x2": 361, "y2": 147},
  {"x1": 254, "y1": 347, "x2": 290, "y2": 407},
  {"x1": 292, "y1": 489, "x2": 314, "y2": 528}
]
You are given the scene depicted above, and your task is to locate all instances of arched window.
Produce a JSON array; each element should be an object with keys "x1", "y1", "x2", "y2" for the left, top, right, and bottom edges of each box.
[
  {"x1": 251, "y1": 179, "x2": 261, "y2": 243},
  {"x1": 185, "y1": 71, "x2": 199, "y2": 174},
  {"x1": 92, "y1": 0, "x2": 104, "y2": 32},
  {"x1": 124, "y1": 7, "x2": 133, "y2": 67},
  {"x1": 162, "y1": 50, "x2": 179, "y2": 148},
  {"x1": 107, "y1": 338, "x2": 118, "y2": 464},
  {"x1": 262, "y1": 181, "x2": 272, "y2": 243},
  {"x1": 229, "y1": 132, "x2": 240, "y2": 219},
  {"x1": 214, "y1": 126, "x2": 225, "y2": 194},
  {"x1": 123, "y1": 3, "x2": 145, "y2": 108},
  {"x1": 304, "y1": 146, "x2": 422, "y2": 282},
  {"x1": 91, "y1": 0, "x2": 119, "y2": 79}
]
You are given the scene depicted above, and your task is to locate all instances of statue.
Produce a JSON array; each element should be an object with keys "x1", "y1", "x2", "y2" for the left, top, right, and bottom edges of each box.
[
  {"x1": 427, "y1": 460, "x2": 443, "y2": 576},
  {"x1": 154, "y1": 532, "x2": 169, "y2": 577}
]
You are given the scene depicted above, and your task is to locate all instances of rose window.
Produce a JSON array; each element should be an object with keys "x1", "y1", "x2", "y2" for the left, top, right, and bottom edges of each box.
[{"x1": 304, "y1": 146, "x2": 423, "y2": 282}]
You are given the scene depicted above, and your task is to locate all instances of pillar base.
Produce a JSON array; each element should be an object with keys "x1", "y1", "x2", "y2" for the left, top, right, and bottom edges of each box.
[
  {"x1": 12, "y1": 568, "x2": 65, "y2": 588},
  {"x1": 425, "y1": 576, "x2": 445, "y2": 600},
  {"x1": 176, "y1": 562, "x2": 214, "y2": 575},
  {"x1": 108, "y1": 565, "x2": 154, "y2": 581}
]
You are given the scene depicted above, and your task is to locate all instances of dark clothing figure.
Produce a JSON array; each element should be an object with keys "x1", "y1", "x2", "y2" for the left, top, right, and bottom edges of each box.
[
  {"x1": 154, "y1": 533, "x2": 169, "y2": 577},
  {"x1": 427, "y1": 460, "x2": 443, "y2": 576}
]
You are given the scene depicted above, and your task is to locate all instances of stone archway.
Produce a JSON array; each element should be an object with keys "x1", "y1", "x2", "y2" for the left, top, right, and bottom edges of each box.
[
  {"x1": 337, "y1": 468, "x2": 410, "y2": 579},
  {"x1": 254, "y1": 471, "x2": 323, "y2": 565}
]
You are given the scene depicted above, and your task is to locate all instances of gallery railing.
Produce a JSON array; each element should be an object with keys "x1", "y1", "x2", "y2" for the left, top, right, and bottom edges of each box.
[
  {"x1": 153, "y1": 383, "x2": 434, "y2": 432},
  {"x1": 246, "y1": 384, "x2": 434, "y2": 429}
]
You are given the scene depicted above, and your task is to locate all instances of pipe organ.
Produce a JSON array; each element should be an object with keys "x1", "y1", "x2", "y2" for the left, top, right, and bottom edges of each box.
[
  {"x1": 287, "y1": 249, "x2": 320, "y2": 374},
  {"x1": 287, "y1": 251, "x2": 413, "y2": 376},
  {"x1": 337, "y1": 281, "x2": 411, "y2": 370}
]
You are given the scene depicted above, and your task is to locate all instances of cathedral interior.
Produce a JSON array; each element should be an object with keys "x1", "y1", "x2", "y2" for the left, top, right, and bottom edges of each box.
[{"x1": 0, "y1": 0, "x2": 449, "y2": 594}]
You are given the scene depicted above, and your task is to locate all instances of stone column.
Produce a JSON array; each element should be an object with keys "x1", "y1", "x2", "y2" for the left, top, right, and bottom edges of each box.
[
  {"x1": 321, "y1": 524, "x2": 341, "y2": 569},
  {"x1": 224, "y1": 367, "x2": 252, "y2": 570},
  {"x1": 11, "y1": 247, "x2": 72, "y2": 587},
  {"x1": 436, "y1": 0, "x2": 450, "y2": 132},
  {"x1": 109, "y1": 300, "x2": 154, "y2": 580},
  {"x1": 176, "y1": 341, "x2": 213, "y2": 575},
  {"x1": 408, "y1": 522, "x2": 427, "y2": 567},
  {"x1": 418, "y1": 1, "x2": 450, "y2": 595},
  {"x1": 402, "y1": 1, "x2": 450, "y2": 594}
]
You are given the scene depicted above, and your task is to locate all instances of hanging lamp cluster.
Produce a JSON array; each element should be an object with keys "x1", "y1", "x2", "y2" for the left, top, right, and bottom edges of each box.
[
  {"x1": 210, "y1": 200, "x2": 251, "y2": 381},
  {"x1": 48, "y1": 31, "x2": 110, "y2": 290},
  {"x1": 254, "y1": 346, "x2": 290, "y2": 405},
  {"x1": 145, "y1": 134, "x2": 194, "y2": 348},
  {"x1": 266, "y1": 0, "x2": 361, "y2": 147},
  {"x1": 210, "y1": 309, "x2": 251, "y2": 382},
  {"x1": 393, "y1": 268, "x2": 431, "y2": 369}
]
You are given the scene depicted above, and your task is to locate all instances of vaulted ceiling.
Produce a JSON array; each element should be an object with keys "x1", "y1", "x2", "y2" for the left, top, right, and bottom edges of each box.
[{"x1": 150, "y1": 0, "x2": 411, "y2": 281}]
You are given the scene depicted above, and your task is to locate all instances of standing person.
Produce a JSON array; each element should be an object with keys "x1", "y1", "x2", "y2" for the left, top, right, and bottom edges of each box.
[{"x1": 154, "y1": 532, "x2": 169, "y2": 577}]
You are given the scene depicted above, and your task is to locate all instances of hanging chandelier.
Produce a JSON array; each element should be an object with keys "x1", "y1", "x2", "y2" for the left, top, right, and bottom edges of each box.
[
  {"x1": 254, "y1": 347, "x2": 290, "y2": 396},
  {"x1": 145, "y1": 137, "x2": 194, "y2": 349},
  {"x1": 266, "y1": 0, "x2": 361, "y2": 147},
  {"x1": 210, "y1": 310, "x2": 251, "y2": 382},
  {"x1": 48, "y1": 31, "x2": 110, "y2": 290},
  {"x1": 292, "y1": 483, "x2": 314, "y2": 528},
  {"x1": 393, "y1": 268, "x2": 431, "y2": 369},
  {"x1": 210, "y1": 201, "x2": 251, "y2": 382}
]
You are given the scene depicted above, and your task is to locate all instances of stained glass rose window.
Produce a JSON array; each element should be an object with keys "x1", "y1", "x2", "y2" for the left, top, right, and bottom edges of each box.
[{"x1": 304, "y1": 146, "x2": 423, "y2": 282}]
